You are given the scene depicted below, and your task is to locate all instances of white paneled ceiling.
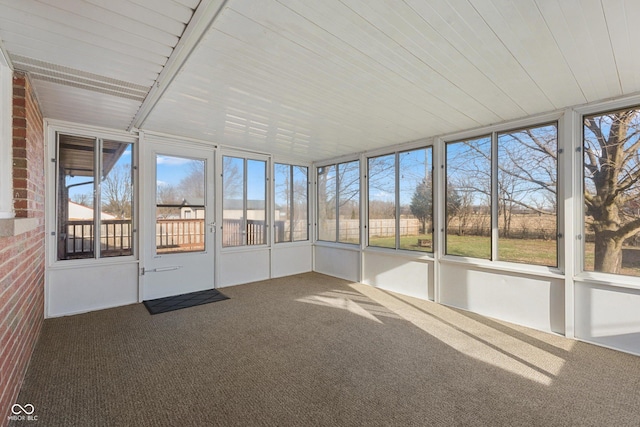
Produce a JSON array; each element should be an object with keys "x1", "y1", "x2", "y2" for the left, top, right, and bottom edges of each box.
[
  {"x1": 0, "y1": 0, "x2": 199, "y2": 129},
  {"x1": 1, "y1": 0, "x2": 639, "y2": 162}
]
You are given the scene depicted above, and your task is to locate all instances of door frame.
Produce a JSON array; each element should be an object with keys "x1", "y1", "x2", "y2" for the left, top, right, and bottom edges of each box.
[{"x1": 139, "y1": 134, "x2": 217, "y2": 301}]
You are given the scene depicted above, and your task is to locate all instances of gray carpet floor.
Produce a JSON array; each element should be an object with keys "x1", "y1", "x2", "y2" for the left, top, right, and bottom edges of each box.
[{"x1": 12, "y1": 272, "x2": 640, "y2": 426}]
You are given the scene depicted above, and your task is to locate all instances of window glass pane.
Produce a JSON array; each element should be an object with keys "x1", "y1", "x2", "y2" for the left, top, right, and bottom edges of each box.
[
  {"x1": 446, "y1": 136, "x2": 491, "y2": 259},
  {"x1": 368, "y1": 154, "x2": 396, "y2": 249},
  {"x1": 338, "y1": 161, "x2": 360, "y2": 244},
  {"x1": 400, "y1": 147, "x2": 432, "y2": 252},
  {"x1": 155, "y1": 155, "x2": 205, "y2": 254},
  {"x1": 318, "y1": 165, "x2": 336, "y2": 242},
  {"x1": 57, "y1": 134, "x2": 96, "y2": 260},
  {"x1": 292, "y1": 166, "x2": 308, "y2": 241},
  {"x1": 247, "y1": 159, "x2": 267, "y2": 245},
  {"x1": 100, "y1": 141, "x2": 134, "y2": 258},
  {"x1": 223, "y1": 156, "x2": 245, "y2": 247},
  {"x1": 497, "y1": 124, "x2": 557, "y2": 266},
  {"x1": 274, "y1": 163, "x2": 290, "y2": 243},
  {"x1": 584, "y1": 108, "x2": 640, "y2": 276}
]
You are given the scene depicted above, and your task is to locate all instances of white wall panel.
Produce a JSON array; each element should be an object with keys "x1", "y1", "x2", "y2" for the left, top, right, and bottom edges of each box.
[
  {"x1": 314, "y1": 245, "x2": 359, "y2": 282},
  {"x1": 47, "y1": 262, "x2": 138, "y2": 318},
  {"x1": 363, "y1": 251, "x2": 432, "y2": 300},
  {"x1": 218, "y1": 249, "x2": 270, "y2": 287},
  {"x1": 575, "y1": 281, "x2": 640, "y2": 356},
  {"x1": 439, "y1": 262, "x2": 564, "y2": 334},
  {"x1": 272, "y1": 244, "x2": 312, "y2": 278}
]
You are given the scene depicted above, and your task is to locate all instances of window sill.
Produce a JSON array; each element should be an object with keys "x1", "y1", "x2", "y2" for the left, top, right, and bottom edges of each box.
[
  {"x1": 0, "y1": 217, "x2": 39, "y2": 237},
  {"x1": 574, "y1": 272, "x2": 640, "y2": 291},
  {"x1": 364, "y1": 246, "x2": 434, "y2": 261},
  {"x1": 439, "y1": 255, "x2": 564, "y2": 280}
]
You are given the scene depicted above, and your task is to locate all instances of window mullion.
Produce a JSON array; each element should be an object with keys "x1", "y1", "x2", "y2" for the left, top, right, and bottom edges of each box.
[
  {"x1": 491, "y1": 132, "x2": 498, "y2": 261},
  {"x1": 243, "y1": 158, "x2": 248, "y2": 246},
  {"x1": 335, "y1": 165, "x2": 340, "y2": 243},
  {"x1": 395, "y1": 153, "x2": 400, "y2": 250},
  {"x1": 95, "y1": 138, "x2": 102, "y2": 259},
  {"x1": 289, "y1": 165, "x2": 294, "y2": 242}
]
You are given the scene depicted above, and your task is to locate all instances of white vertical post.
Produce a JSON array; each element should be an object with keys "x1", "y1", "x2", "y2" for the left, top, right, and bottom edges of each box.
[
  {"x1": 434, "y1": 138, "x2": 445, "y2": 303},
  {"x1": 562, "y1": 109, "x2": 578, "y2": 339},
  {"x1": 0, "y1": 52, "x2": 14, "y2": 219}
]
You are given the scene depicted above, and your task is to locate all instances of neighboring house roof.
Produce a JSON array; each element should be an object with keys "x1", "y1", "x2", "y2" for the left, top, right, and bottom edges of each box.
[
  {"x1": 68, "y1": 201, "x2": 116, "y2": 220},
  {"x1": 223, "y1": 199, "x2": 265, "y2": 210}
]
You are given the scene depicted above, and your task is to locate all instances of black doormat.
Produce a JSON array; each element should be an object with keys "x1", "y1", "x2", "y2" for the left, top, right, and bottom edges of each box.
[{"x1": 143, "y1": 288, "x2": 229, "y2": 315}]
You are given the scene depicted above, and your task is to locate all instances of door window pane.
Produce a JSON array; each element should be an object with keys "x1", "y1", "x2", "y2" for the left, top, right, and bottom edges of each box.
[
  {"x1": 100, "y1": 141, "x2": 134, "y2": 258},
  {"x1": 223, "y1": 156, "x2": 245, "y2": 247},
  {"x1": 155, "y1": 155, "x2": 206, "y2": 254},
  {"x1": 497, "y1": 124, "x2": 557, "y2": 266},
  {"x1": 446, "y1": 136, "x2": 491, "y2": 259},
  {"x1": 338, "y1": 161, "x2": 360, "y2": 244},
  {"x1": 584, "y1": 108, "x2": 640, "y2": 276},
  {"x1": 400, "y1": 148, "x2": 432, "y2": 252},
  {"x1": 317, "y1": 165, "x2": 336, "y2": 241},
  {"x1": 247, "y1": 159, "x2": 267, "y2": 245},
  {"x1": 368, "y1": 154, "x2": 396, "y2": 249}
]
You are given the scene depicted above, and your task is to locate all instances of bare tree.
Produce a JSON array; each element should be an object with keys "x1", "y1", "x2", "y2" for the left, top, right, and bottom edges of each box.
[
  {"x1": 178, "y1": 160, "x2": 205, "y2": 200},
  {"x1": 71, "y1": 192, "x2": 92, "y2": 207},
  {"x1": 584, "y1": 109, "x2": 640, "y2": 273},
  {"x1": 102, "y1": 163, "x2": 132, "y2": 219}
]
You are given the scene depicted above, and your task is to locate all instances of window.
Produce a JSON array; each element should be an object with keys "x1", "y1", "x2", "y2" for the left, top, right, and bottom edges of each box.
[
  {"x1": 368, "y1": 147, "x2": 433, "y2": 252},
  {"x1": 446, "y1": 136, "x2": 492, "y2": 259},
  {"x1": 274, "y1": 163, "x2": 308, "y2": 243},
  {"x1": 497, "y1": 124, "x2": 557, "y2": 266},
  {"x1": 56, "y1": 134, "x2": 133, "y2": 260},
  {"x1": 445, "y1": 123, "x2": 558, "y2": 266},
  {"x1": 317, "y1": 160, "x2": 360, "y2": 244},
  {"x1": 222, "y1": 156, "x2": 267, "y2": 247},
  {"x1": 584, "y1": 107, "x2": 640, "y2": 276}
]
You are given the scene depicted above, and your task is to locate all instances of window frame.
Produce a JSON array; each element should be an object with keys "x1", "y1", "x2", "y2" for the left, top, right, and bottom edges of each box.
[
  {"x1": 316, "y1": 159, "x2": 360, "y2": 245},
  {"x1": 366, "y1": 146, "x2": 434, "y2": 253},
  {"x1": 442, "y1": 119, "x2": 561, "y2": 272},
  {"x1": 221, "y1": 154, "x2": 269, "y2": 248},
  {"x1": 274, "y1": 162, "x2": 309, "y2": 244},
  {"x1": 49, "y1": 127, "x2": 138, "y2": 266},
  {"x1": 580, "y1": 105, "x2": 640, "y2": 279}
]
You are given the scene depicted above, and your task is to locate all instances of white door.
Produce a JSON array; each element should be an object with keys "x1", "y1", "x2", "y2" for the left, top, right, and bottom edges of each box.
[{"x1": 142, "y1": 142, "x2": 215, "y2": 300}]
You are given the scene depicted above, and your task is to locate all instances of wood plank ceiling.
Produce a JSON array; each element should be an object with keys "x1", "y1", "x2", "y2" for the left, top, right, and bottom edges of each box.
[{"x1": 1, "y1": 0, "x2": 639, "y2": 162}]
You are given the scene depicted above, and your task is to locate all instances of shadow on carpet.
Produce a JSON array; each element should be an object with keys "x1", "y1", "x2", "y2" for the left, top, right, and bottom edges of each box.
[{"x1": 143, "y1": 288, "x2": 229, "y2": 315}]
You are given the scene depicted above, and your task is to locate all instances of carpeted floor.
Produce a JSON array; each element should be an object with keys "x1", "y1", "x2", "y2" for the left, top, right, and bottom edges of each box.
[{"x1": 11, "y1": 272, "x2": 640, "y2": 426}]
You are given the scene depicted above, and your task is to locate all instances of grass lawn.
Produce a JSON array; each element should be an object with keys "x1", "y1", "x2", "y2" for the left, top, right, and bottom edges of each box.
[
  {"x1": 368, "y1": 234, "x2": 432, "y2": 252},
  {"x1": 368, "y1": 234, "x2": 640, "y2": 275}
]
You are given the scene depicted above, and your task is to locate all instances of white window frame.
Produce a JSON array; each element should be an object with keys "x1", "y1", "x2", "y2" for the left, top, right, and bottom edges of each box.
[
  {"x1": 315, "y1": 158, "x2": 361, "y2": 246},
  {"x1": 440, "y1": 112, "x2": 564, "y2": 276},
  {"x1": 366, "y1": 146, "x2": 434, "y2": 254},
  {"x1": 574, "y1": 95, "x2": 640, "y2": 286},
  {"x1": 220, "y1": 150, "x2": 271, "y2": 250},
  {"x1": 46, "y1": 120, "x2": 138, "y2": 267},
  {"x1": 273, "y1": 162, "x2": 309, "y2": 244}
]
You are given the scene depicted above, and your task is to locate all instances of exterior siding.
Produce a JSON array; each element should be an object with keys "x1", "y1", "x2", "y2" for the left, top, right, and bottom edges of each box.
[{"x1": 0, "y1": 72, "x2": 45, "y2": 425}]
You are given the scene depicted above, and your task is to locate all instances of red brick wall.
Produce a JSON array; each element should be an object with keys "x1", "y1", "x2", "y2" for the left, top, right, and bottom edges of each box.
[{"x1": 0, "y1": 72, "x2": 45, "y2": 425}]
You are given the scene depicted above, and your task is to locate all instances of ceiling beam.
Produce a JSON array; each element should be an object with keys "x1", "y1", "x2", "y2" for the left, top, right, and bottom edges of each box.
[{"x1": 128, "y1": 0, "x2": 228, "y2": 131}]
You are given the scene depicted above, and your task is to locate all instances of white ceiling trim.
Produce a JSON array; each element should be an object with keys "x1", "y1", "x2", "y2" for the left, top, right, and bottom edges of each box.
[{"x1": 129, "y1": 0, "x2": 229, "y2": 131}]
